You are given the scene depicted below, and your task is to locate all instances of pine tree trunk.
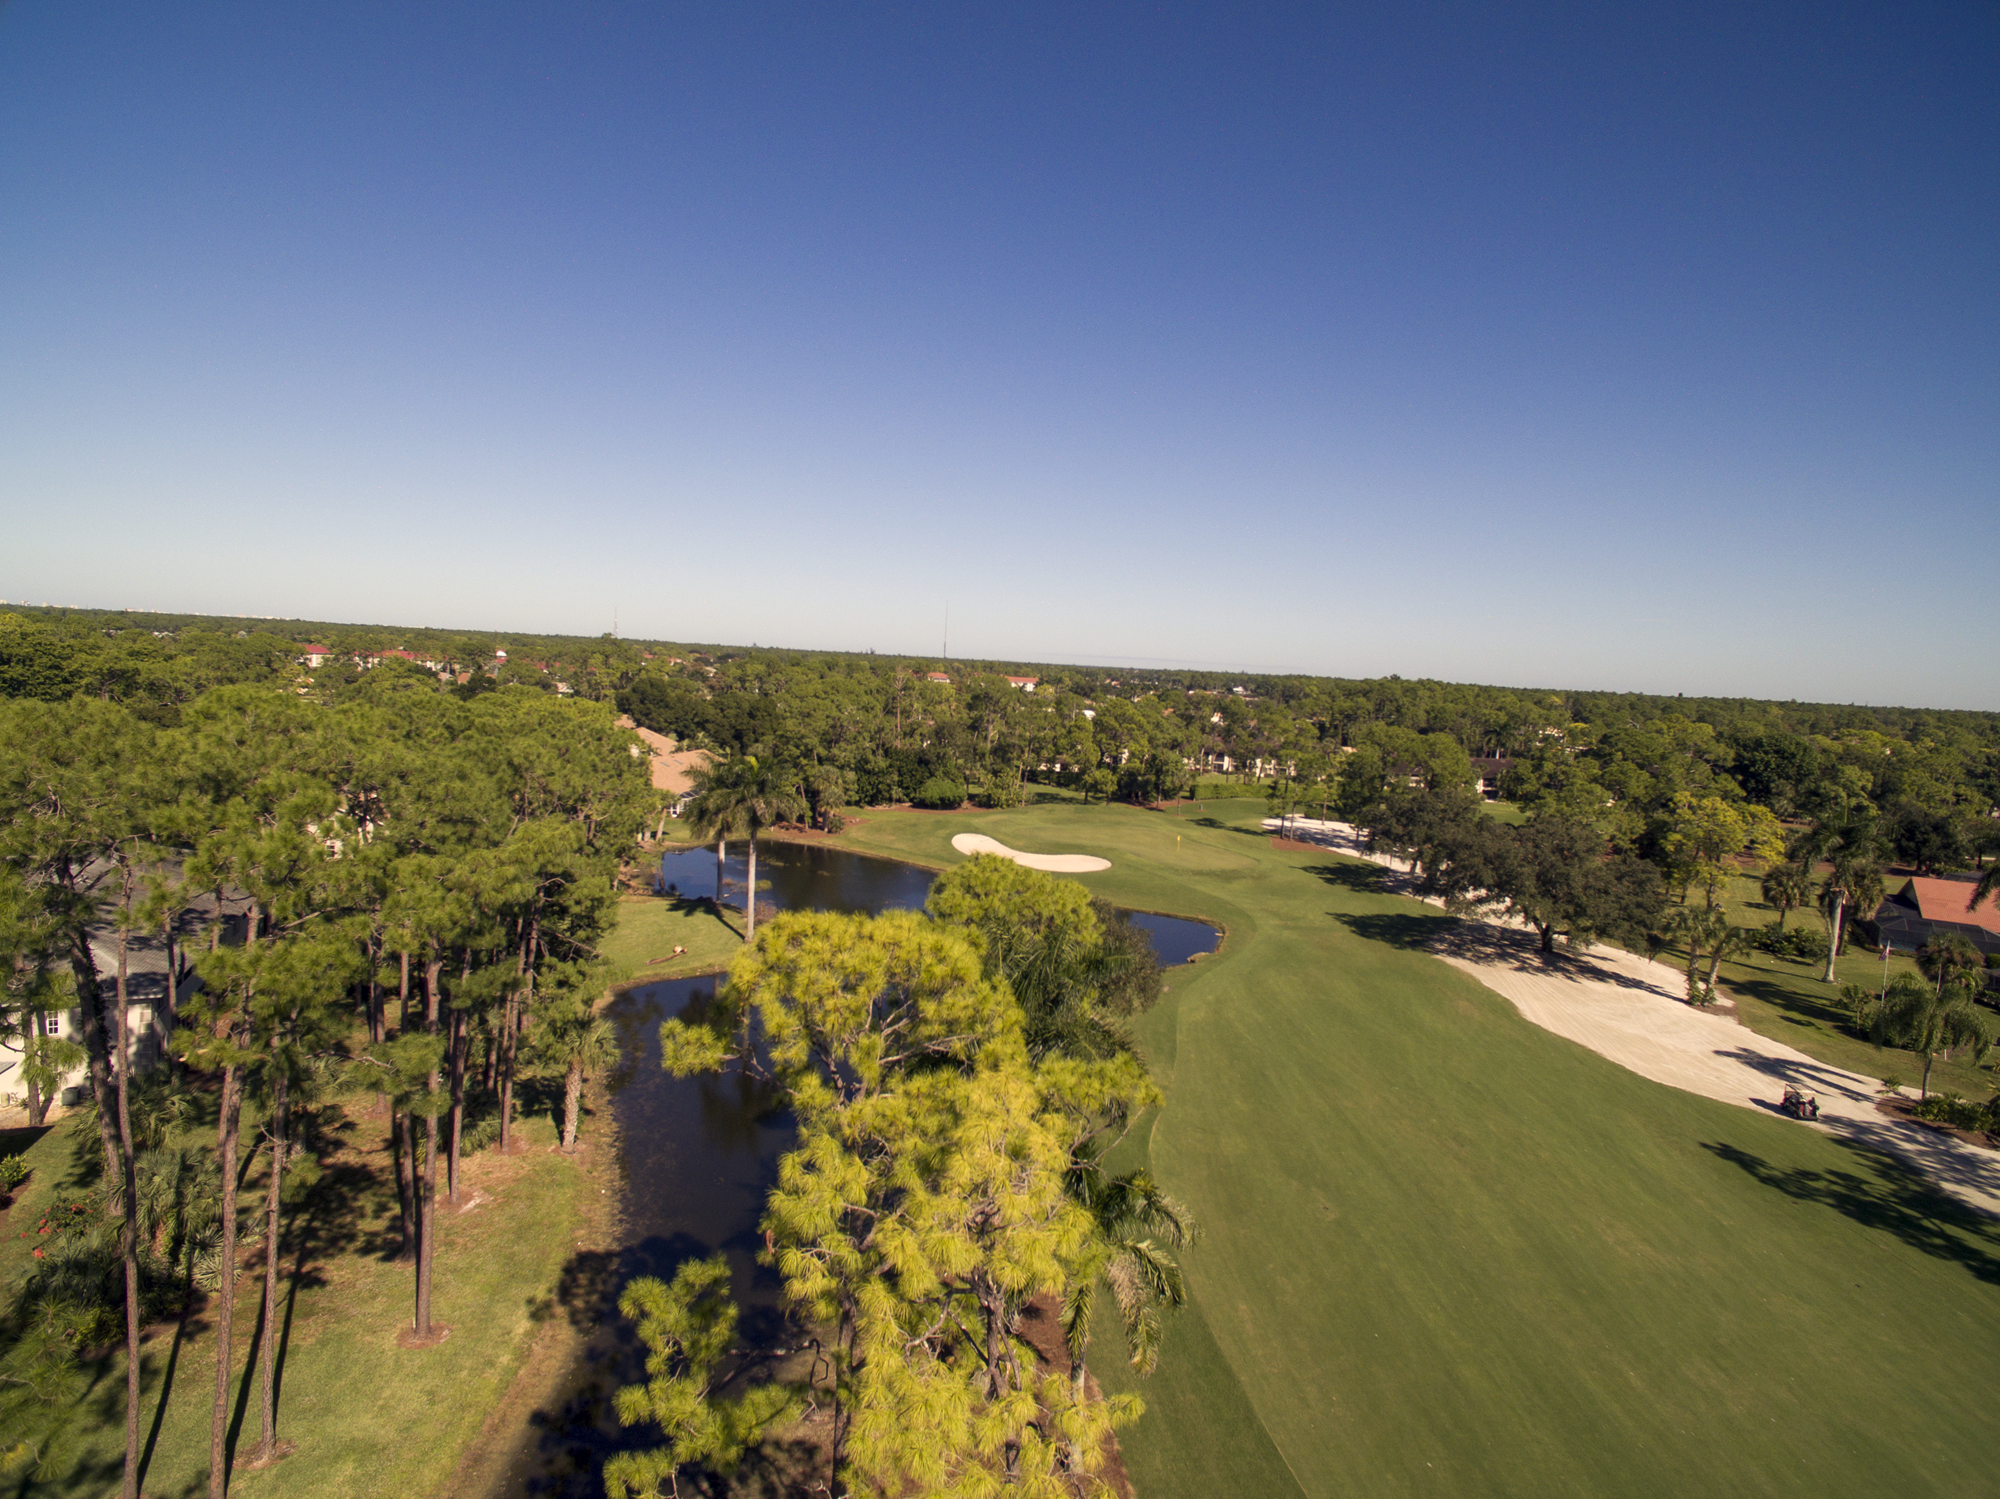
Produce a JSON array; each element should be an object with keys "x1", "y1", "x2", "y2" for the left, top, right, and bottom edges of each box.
[
  {"x1": 164, "y1": 916, "x2": 182, "y2": 1076},
  {"x1": 561, "y1": 1058, "x2": 582, "y2": 1151},
  {"x1": 448, "y1": 1005, "x2": 465, "y2": 1206},
  {"x1": 415, "y1": 957, "x2": 442, "y2": 1337},
  {"x1": 393, "y1": 1108, "x2": 415, "y2": 1259},
  {"x1": 25, "y1": 1070, "x2": 45, "y2": 1130},
  {"x1": 64, "y1": 892, "x2": 123, "y2": 1191},
  {"x1": 415, "y1": 1111, "x2": 437, "y2": 1336},
  {"x1": 255, "y1": 1058, "x2": 288, "y2": 1460},
  {"x1": 208, "y1": 1059, "x2": 242, "y2": 1499},
  {"x1": 500, "y1": 920, "x2": 533, "y2": 1153},
  {"x1": 112, "y1": 897, "x2": 143, "y2": 1499},
  {"x1": 447, "y1": 950, "x2": 470, "y2": 1205}
]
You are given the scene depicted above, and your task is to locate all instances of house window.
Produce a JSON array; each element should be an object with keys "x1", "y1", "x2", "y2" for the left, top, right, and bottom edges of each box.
[{"x1": 41, "y1": 1012, "x2": 61, "y2": 1036}]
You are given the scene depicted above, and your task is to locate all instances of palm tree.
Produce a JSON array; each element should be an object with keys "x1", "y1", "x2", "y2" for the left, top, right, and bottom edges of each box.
[
  {"x1": 532, "y1": 1012, "x2": 621, "y2": 1151},
  {"x1": 1698, "y1": 923, "x2": 1753, "y2": 1005},
  {"x1": 1916, "y1": 930, "x2": 1984, "y2": 998},
  {"x1": 1817, "y1": 855, "x2": 1884, "y2": 983},
  {"x1": 1665, "y1": 904, "x2": 1731, "y2": 1003},
  {"x1": 1061, "y1": 1165, "x2": 1197, "y2": 1422},
  {"x1": 1870, "y1": 973, "x2": 1991, "y2": 1099},
  {"x1": 1760, "y1": 862, "x2": 1813, "y2": 931},
  {"x1": 1789, "y1": 813, "x2": 1882, "y2": 983},
  {"x1": 1971, "y1": 863, "x2": 2000, "y2": 917},
  {"x1": 682, "y1": 756, "x2": 806, "y2": 941}
]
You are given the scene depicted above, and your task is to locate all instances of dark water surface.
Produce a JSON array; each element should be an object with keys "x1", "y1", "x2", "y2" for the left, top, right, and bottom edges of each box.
[{"x1": 506, "y1": 841, "x2": 1214, "y2": 1494}]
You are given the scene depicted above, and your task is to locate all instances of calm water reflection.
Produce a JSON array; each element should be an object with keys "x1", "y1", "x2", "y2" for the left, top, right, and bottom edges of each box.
[{"x1": 507, "y1": 840, "x2": 1214, "y2": 1494}]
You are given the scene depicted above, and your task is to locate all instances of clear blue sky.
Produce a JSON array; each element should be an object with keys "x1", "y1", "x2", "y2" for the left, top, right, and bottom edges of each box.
[{"x1": 3, "y1": 2, "x2": 1994, "y2": 707}]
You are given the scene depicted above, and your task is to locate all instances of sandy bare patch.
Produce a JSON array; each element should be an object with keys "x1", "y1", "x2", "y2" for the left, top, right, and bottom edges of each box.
[
  {"x1": 951, "y1": 832, "x2": 1111, "y2": 873},
  {"x1": 1266, "y1": 817, "x2": 2000, "y2": 1218}
]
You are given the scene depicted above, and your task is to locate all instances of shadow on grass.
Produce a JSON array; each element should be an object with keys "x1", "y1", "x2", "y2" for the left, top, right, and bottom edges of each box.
[
  {"x1": 1333, "y1": 911, "x2": 1451, "y2": 951},
  {"x1": 1726, "y1": 969, "x2": 1852, "y2": 1030},
  {"x1": 1703, "y1": 1138, "x2": 2000, "y2": 1285},
  {"x1": 1304, "y1": 862, "x2": 1389, "y2": 895}
]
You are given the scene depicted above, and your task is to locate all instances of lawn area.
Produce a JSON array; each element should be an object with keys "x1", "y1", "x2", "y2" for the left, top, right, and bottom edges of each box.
[
  {"x1": 825, "y1": 798, "x2": 2000, "y2": 1498},
  {"x1": 1, "y1": 1085, "x2": 605, "y2": 1499},
  {"x1": 602, "y1": 887, "x2": 746, "y2": 989},
  {"x1": 1662, "y1": 870, "x2": 1997, "y2": 1101}
]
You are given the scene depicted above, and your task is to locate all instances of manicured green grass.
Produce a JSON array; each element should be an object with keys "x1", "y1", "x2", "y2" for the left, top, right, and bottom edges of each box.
[
  {"x1": 601, "y1": 889, "x2": 746, "y2": 988},
  {"x1": 7, "y1": 1095, "x2": 595, "y2": 1499},
  {"x1": 1480, "y1": 798, "x2": 1527, "y2": 825},
  {"x1": 828, "y1": 798, "x2": 2000, "y2": 1498}
]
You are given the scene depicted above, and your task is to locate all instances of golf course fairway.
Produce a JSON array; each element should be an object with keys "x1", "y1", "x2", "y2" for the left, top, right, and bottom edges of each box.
[{"x1": 817, "y1": 798, "x2": 2000, "y2": 1498}]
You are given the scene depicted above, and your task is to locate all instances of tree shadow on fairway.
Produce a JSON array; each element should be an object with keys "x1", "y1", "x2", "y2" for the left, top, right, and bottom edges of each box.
[
  {"x1": 1191, "y1": 815, "x2": 1265, "y2": 840},
  {"x1": 1331, "y1": 910, "x2": 1452, "y2": 951},
  {"x1": 1703, "y1": 1139, "x2": 2000, "y2": 1285},
  {"x1": 1723, "y1": 969, "x2": 1851, "y2": 1030},
  {"x1": 1305, "y1": 861, "x2": 1389, "y2": 895}
]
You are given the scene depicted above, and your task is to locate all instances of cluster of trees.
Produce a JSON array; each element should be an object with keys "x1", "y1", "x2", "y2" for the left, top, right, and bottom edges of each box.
[
  {"x1": 617, "y1": 856, "x2": 1190, "y2": 1497},
  {"x1": 1844, "y1": 931, "x2": 1993, "y2": 1100},
  {"x1": 1342, "y1": 782, "x2": 1667, "y2": 958},
  {"x1": 0, "y1": 675, "x2": 651, "y2": 1495}
]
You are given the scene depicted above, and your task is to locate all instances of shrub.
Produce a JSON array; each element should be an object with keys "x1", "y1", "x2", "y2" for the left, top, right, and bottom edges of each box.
[
  {"x1": 1911, "y1": 1092, "x2": 1983, "y2": 1131},
  {"x1": 821, "y1": 810, "x2": 846, "y2": 835},
  {"x1": 974, "y1": 780, "x2": 1023, "y2": 810},
  {"x1": 0, "y1": 1154, "x2": 29, "y2": 1189},
  {"x1": 1755, "y1": 924, "x2": 1829, "y2": 963},
  {"x1": 909, "y1": 777, "x2": 967, "y2": 810}
]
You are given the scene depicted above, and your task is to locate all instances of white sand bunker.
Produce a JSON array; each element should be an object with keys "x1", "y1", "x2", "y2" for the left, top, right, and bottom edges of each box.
[{"x1": 951, "y1": 833, "x2": 1111, "y2": 873}]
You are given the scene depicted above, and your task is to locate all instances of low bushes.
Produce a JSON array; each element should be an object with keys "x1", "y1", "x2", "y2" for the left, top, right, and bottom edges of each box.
[
  {"x1": 1908, "y1": 1091, "x2": 2000, "y2": 1133},
  {"x1": 909, "y1": 776, "x2": 967, "y2": 810},
  {"x1": 1755, "y1": 923, "x2": 1829, "y2": 963}
]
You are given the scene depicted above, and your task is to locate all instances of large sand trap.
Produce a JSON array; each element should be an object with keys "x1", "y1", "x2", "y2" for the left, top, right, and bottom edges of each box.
[
  {"x1": 1266, "y1": 816, "x2": 2000, "y2": 1217},
  {"x1": 951, "y1": 833, "x2": 1111, "y2": 873}
]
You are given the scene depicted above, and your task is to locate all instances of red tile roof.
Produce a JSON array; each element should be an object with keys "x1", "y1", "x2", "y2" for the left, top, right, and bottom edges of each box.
[{"x1": 1904, "y1": 878, "x2": 2000, "y2": 936}]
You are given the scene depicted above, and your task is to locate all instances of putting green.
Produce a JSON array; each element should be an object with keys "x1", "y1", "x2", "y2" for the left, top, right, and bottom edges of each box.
[{"x1": 830, "y1": 799, "x2": 2000, "y2": 1497}]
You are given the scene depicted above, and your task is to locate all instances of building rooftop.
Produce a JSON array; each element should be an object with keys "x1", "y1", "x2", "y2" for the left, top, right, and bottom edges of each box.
[{"x1": 1904, "y1": 877, "x2": 2000, "y2": 937}]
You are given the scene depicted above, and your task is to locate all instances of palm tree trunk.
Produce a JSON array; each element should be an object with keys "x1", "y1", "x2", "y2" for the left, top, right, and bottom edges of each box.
[
  {"x1": 715, "y1": 837, "x2": 726, "y2": 907},
  {"x1": 1921, "y1": 1051, "x2": 1934, "y2": 1100},
  {"x1": 1822, "y1": 895, "x2": 1845, "y2": 983},
  {"x1": 561, "y1": 1057, "x2": 582, "y2": 1151},
  {"x1": 746, "y1": 830, "x2": 759, "y2": 941}
]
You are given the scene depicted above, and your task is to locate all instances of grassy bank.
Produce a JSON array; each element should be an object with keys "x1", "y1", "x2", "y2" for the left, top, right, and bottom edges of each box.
[
  {"x1": 2, "y1": 1088, "x2": 601, "y2": 1498},
  {"x1": 823, "y1": 797, "x2": 2000, "y2": 1498}
]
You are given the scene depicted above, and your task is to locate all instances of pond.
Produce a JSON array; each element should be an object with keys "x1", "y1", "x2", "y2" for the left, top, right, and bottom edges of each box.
[{"x1": 499, "y1": 840, "x2": 1216, "y2": 1494}]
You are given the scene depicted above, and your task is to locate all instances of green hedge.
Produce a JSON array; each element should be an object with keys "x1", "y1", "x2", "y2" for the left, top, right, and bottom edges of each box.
[{"x1": 1191, "y1": 780, "x2": 1270, "y2": 801}]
